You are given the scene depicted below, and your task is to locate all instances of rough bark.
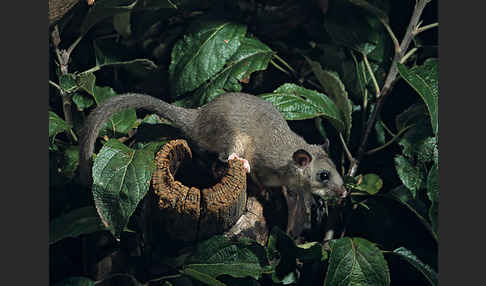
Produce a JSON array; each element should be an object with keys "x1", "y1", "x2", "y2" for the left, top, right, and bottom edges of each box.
[{"x1": 48, "y1": 0, "x2": 81, "y2": 26}]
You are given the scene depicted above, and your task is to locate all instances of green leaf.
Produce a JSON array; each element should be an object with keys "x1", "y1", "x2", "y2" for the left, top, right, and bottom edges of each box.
[
  {"x1": 196, "y1": 37, "x2": 274, "y2": 105},
  {"x1": 80, "y1": 0, "x2": 138, "y2": 35},
  {"x1": 92, "y1": 86, "x2": 137, "y2": 136},
  {"x1": 59, "y1": 73, "x2": 78, "y2": 93},
  {"x1": 394, "y1": 155, "x2": 425, "y2": 196},
  {"x1": 324, "y1": 237, "x2": 390, "y2": 286},
  {"x1": 353, "y1": 173, "x2": 383, "y2": 195},
  {"x1": 418, "y1": 136, "x2": 438, "y2": 164},
  {"x1": 92, "y1": 40, "x2": 158, "y2": 74},
  {"x1": 91, "y1": 139, "x2": 156, "y2": 237},
  {"x1": 181, "y1": 268, "x2": 227, "y2": 286},
  {"x1": 397, "y1": 58, "x2": 438, "y2": 135},
  {"x1": 306, "y1": 58, "x2": 352, "y2": 140},
  {"x1": 260, "y1": 83, "x2": 344, "y2": 133},
  {"x1": 55, "y1": 277, "x2": 95, "y2": 286},
  {"x1": 49, "y1": 111, "x2": 71, "y2": 138},
  {"x1": 49, "y1": 207, "x2": 107, "y2": 244},
  {"x1": 427, "y1": 163, "x2": 438, "y2": 233},
  {"x1": 76, "y1": 72, "x2": 96, "y2": 96},
  {"x1": 392, "y1": 247, "x2": 438, "y2": 286},
  {"x1": 169, "y1": 20, "x2": 247, "y2": 97},
  {"x1": 72, "y1": 93, "x2": 95, "y2": 111},
  {"x1": 185, "y1": 236, "x2": 264, "y2": 280}
]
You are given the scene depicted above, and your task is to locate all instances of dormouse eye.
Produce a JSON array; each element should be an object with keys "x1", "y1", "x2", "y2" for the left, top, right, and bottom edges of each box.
[{"x1": 317, "y1": 170, "x2": 330, "y2": 182}]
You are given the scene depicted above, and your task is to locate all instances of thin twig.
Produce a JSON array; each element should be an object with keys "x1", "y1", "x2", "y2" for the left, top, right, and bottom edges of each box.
[
  {"x1": 148, "y1": 274, "x2": 183, "y2": 283},
  {"x1": 339, "y1": 133, "x2": 355, "y2": 166},
  {"x1": 362, "y1": 54, "x2": 381, "y2": 97},
  {"x1": 270, "y1": 59, "x2": 292, "y2": 76},
  {"x1": 400, "y1": 47, "x2": 418, "y2": 64},
  {"x1": 274, "y1": 54, "x2": 297, "y2": 75},
  {"x1": 414, "y1": 22, "x2": 438, "y2": 36},
  {"x1": 49, "y1": 80, "x2": 62, "y2": 92},
  {"x1": 365, "y1": 125, "x2": 413, "y2": 155},
  {"x1": 66, "y1": 34, "x2": 83, "y2": 56}
]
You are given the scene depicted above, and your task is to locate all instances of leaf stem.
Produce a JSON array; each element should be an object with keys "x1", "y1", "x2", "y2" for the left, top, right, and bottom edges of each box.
[
  {"x1": 274, "y1": 54, "x2": 297, "y2": 76},
  {"x1": 381, "y1": 20, "x2": 401, "y2": 54},
  {"x1": 362, "y1": 54, "x2": 381, "y2": 98},
  {"x1": 270, "y1": 59, "x2": 291, "y2": 76}
]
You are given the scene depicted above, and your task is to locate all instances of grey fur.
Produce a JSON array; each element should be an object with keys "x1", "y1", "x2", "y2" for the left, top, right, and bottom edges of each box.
[{"x1": 79, "y1": 92, "x2": 347, "y2": 199}]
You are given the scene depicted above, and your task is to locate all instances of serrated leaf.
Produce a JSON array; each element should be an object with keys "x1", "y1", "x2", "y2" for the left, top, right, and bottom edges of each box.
[
  {"x1": 49, "y1": 207, "x2": 107, "y2": 244},
  {"x1": 169, "y1": 21, "x2": 247, "y2": 97},
  {"x1": 354, "y1": 173, "x2": 383, "y2": 195},
  {"x1": 80, "y1": 0, "x2": 138, "y2": 35},
  {"x1": 260, "y1": 83, "x2": 344, "y2": 132},
  {"x1": 306, "y1": 58, "x2": 352, "y2": 140},
  {"x1": 427, "y1": 164, "x2": 438, "y2": 233},
  {"x1": 196, "y1": 37, "x2": 274, "y2": 105},
  {"x1": 397, "y1": 58, "x2": 438, "y2": 135},
  {"x1": 185, "y1": 236, "x2": 263, "y2": 280},
  {"x1": 394, "y1": 155, "x2": 425, "y2": 196},
  {"x1": 59, "y1": 74, "x2": 78, "y2": 93},
  {"x1": 72, "y1": 93, "x2": 95, "y2": 111},
  {"x1": 92, "y1": 86, "x2": 137, "y2": 136},
  {"x1": 418, "y1": 136, "x2": 438, "y2": 164},
  {"x1": 324, "y1": 237, "x2": 390, "y2": 286},
  {"x1": 392, "y1": 247, "x2": 438, "y2": 286},
  {"x1": 55, "y1": 277, "x2": 95, "y2": 286},
  {"x1": 76, "y1": 72, "x2": 96, "y2": 96},
  {"x1": 92, "y1": 139, "x2": 156, "y2": 237},
  {"x1": 384, "y1": 185, "x2": 437, "y2": 243},
  {"x1": 49, "y1": 111, "x2": 71, "y2": 137}
]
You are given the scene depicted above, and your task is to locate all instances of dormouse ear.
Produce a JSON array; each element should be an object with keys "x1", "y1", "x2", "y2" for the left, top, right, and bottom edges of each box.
[
  {"x1": 321, "y1": 139, "x2": 330, "y2": 153},
  {"x1": 293, "y1": 149, "x2": 312, "y2": 168}
]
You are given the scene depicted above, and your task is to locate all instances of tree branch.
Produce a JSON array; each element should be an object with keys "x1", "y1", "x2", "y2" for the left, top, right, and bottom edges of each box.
[{"x1": 348, "y1": 0, "x2": 430, "y2": 177}]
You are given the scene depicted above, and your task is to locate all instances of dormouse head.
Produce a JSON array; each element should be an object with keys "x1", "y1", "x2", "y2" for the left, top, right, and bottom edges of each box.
[{"x1": 289, "y1": 143, "x2": 347, "y2": 201}]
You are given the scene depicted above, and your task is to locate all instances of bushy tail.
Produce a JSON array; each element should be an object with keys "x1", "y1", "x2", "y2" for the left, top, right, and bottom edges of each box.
[{"x1": 78, "y1": 93, "x2": 197, "y2": 185}]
